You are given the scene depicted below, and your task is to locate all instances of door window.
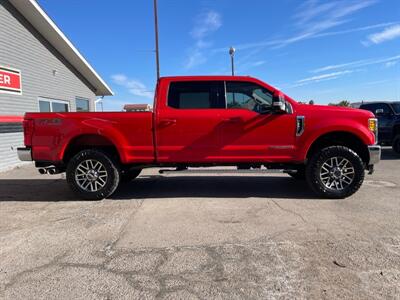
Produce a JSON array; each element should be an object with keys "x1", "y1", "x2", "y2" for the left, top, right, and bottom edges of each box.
[
  {"x1": 38, "y1": 98, "x2": 69, "y2": 112},
  {"x1": 225, "y1": 81, "x2": 273, "y2": 112},
  {"x1": 168, "y1": 81, "x2": 224, "y2": 109}
]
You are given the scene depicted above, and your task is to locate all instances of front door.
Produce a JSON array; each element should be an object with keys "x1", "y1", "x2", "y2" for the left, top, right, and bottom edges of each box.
[
  {"x1": 218, "y1": 81, "x2": 296, "y2": 162},
  {"x1": 155, "y1": 81, "x2": 225, "y2": 163}
]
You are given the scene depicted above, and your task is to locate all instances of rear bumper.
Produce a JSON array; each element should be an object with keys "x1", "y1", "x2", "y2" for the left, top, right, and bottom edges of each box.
[
  {"x1": 17, "y1": 147, "x2": 32, "y2": 161},
  {"x1": 368, "y1": 145, "x2": 381, "y2": 165}
]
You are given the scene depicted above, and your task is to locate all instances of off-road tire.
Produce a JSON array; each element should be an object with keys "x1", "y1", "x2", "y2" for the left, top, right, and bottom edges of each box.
[
  {"x1": 287, "y1": 166, "x2": 306, "y2": 180},
  {"x1": 66, "y1": 149, "x2": 120, "y2": 200},
  {"x1": 121, "y1": 168, "x2": 142, "y2": 182},
  {"x1": 393, "y1": 135, "x2": 400, "y2": 154},
  {"x1": 306, "y1": 146, "x2": 365, "y2": 199}
]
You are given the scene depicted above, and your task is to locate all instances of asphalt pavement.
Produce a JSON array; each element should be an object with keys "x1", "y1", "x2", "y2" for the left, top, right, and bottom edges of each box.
[{"x1": 0, "y1": 147, "x2": 399, "y2": 299}]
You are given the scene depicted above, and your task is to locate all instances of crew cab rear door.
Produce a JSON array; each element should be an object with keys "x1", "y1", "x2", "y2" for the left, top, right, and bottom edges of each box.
[
  {"x1": 155, "y1": 80, "x2": 225, "y2": 163},
  {"x1": 218, "y1": 81, "x2": 296, "y2": 161}
]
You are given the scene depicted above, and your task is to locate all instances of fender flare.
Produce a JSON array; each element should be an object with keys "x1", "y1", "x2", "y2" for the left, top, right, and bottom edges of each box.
[{"x1": 299, "y1": 124, "x2": 373, "y2": 161}]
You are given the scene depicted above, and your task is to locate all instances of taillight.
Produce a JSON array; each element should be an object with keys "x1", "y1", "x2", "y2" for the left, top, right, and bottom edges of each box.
[{"x1": 23, "y1": 119, "x2": 34, "y2": 146}]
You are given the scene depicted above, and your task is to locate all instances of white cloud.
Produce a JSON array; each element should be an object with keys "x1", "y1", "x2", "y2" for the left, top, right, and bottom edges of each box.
[
  {"x1": 251, "y1": 60, "x2": 267, "y2": 67},
  {"x1": 364, "y1": 24, "x2": 400, "y2": 45},
  {"x1": 185, "y1": 10, "x2": 222, "y2": 69},
  {"x1": 111, "y1": 74, "x2": 153, "y2": 99},
  {"x1": 275, "y1": 0, "x2": 377, "y2": 48},
  {"x1": 385, "y1": 61, "x2": 398, "y2": 68},
  {"x1": 213, "y1": 1, "x2": 381, "y2": 53},
  {"x1": 185, "y1": 49, "x2": 207, "y2": 69},
  {"x1": 191, "y1": 11, "x2": 222, "y2": 39},
  {"x1": 294, "y1": 0, "x2": 338, "y2": 25},
  {"x1": 297, "y1": 70, "x2": 354, "y2": 84},
  {"x1": 312, "y1": 54, "x2": 400, "y2": 73}
]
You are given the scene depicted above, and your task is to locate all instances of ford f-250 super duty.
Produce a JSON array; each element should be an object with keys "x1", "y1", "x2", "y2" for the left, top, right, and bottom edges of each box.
[{"x1": 18, "y1": 76, "x2": 381, "y2": 200}]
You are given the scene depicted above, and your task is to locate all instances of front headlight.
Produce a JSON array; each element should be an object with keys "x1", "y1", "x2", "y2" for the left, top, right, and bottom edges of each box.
[{"x1": 368, "y1": 118, "x2": 378, "y2": 144}]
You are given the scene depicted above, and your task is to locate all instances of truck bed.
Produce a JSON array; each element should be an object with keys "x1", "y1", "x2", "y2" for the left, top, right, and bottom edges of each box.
[{"x1": 25, "y1": 112, "x2": 155, "y2": 164}]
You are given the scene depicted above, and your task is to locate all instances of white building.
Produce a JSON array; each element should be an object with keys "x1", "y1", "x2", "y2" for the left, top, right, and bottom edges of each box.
[{"x1": 0, "y1": 0, "x2": 113, "y2": 171}]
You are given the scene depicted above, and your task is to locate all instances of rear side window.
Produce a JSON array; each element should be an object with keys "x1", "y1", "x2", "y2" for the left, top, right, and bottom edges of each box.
[{"x1": 168, "y1": 81, "x2": 224, "y2": 109}]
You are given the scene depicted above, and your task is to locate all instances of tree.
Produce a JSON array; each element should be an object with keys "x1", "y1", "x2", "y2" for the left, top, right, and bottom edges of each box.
[{"x1": 329, "y1": 100, "x2": 351, "y2": 107}]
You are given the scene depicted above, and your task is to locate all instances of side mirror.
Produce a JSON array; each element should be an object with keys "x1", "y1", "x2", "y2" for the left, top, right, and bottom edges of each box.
[
  {"x1": 375, "y1": 109, "x2": 391, "y2": 117},
  {"x1": 272, "y1": 92, "x2": 286, "y2": 113}
]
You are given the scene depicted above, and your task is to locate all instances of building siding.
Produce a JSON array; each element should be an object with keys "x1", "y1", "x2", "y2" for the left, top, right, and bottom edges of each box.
[
  {"x1": 0, "y1": 132, "x2": 25, "y2": 171},
  {"x1": 0, "y1": 0, "x2": 99, "y2": 171},
  {"x1": 0, "y1": 0, "x2": 97, "y2": 114}
]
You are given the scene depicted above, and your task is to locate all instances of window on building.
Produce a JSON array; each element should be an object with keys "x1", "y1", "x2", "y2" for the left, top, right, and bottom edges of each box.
[
  {"x1": 226, "y1": 81, "x2": 273, "y2": 112},
  {"x1": 168, "y1": 81, "x2": 224, "y2": 109},
  {"x1": 38, "y1": 98, "x2": 69, "y2": 112},
  {"x1": 39, "y1": 100, "x2": 51, "y2": 112},
  {"x1": 76, "y1": 97, "x2": 90, "y2": 112}
]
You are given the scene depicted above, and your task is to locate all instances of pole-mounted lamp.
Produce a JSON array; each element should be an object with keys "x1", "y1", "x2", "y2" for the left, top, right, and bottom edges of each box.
[{"x1": 229, "y1": 46, "x2": 235, "y2": 76}]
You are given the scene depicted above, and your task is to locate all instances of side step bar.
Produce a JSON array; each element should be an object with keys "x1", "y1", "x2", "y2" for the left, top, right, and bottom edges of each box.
[{"x1": 159, "y1": 168, "x2": 294, "y2": 174}]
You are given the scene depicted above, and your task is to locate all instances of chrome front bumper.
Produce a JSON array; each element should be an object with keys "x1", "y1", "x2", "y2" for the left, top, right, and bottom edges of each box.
[
  {"x1": 368, "y1": 145, "x2": 381, "y2": 165},
  {"x1": 17, "y1": 147, "x2": 32, "y2": 161}
]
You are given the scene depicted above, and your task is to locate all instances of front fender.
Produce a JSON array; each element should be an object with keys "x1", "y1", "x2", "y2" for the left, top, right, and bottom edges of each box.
[{"x1": 294, "y1": 119, "x2": 374, "y2": 162}]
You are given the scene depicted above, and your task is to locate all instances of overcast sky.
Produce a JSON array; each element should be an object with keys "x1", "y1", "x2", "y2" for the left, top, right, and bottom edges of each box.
[{"x1": 39, "y1": 0, "x2": 400, "y2": 110}]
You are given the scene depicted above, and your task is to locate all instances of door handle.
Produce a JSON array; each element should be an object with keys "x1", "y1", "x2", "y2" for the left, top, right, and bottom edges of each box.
[
  {"x1": 159, "y1": 119, "x2": 177, "y2": 126},
  {"x1": 222, "y1": 117, "x2": 242, "y2": 123}
]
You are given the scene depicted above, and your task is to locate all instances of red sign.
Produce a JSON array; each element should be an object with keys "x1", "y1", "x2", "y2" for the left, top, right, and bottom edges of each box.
[{"x1": 0, "y1": 66, "x2": 22, "y2": 95}]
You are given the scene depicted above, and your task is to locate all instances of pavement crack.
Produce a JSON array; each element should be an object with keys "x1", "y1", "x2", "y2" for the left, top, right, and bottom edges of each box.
[
  {"x1": 271, "y1": 199, "x2": 307, "y2": 223},
  {"x1": 3, "y1": 252, "x2": 67, "y2": 291},
  {"x1": 103, "y1": 199, "x2": 145, "y2": 257}
]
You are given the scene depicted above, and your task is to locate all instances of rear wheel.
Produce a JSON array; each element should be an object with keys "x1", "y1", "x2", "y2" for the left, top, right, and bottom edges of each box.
[
  {"x1": 66, "y1": 149, "x2": 120, "y2": 200},
  {"x1": 393, "y1": 135, "x2": 400, "y2": 154},
  {"x1": 306, "y1": 146, "x2": 365, "y2": 199}
]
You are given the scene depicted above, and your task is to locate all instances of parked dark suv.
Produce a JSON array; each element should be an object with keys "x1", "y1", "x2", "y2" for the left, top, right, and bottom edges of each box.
[{"x1": 359, "y1": 101, "x2": 400, "y2": 154}]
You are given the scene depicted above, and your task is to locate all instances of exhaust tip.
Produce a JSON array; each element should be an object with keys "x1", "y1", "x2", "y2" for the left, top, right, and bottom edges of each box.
[
  {"x1": 47, "y1": 168, "x2": 56, "y2": 175},
  {"x1": 38, "y1": 168, "x2": 47, "y2": 175}
]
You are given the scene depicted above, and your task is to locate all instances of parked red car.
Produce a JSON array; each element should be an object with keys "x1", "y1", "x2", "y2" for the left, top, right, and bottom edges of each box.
[{"x1": 18, "y1": 76, "x2": 380, "y2": 199}]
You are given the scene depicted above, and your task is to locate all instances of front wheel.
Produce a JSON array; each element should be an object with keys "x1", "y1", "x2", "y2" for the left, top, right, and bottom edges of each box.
[
  {"x1": 66, "y1": 149, "x2": 120, "y2": 200},
  {"x1": 306, "y1": 146, "x2": 365, "y2": 199}
]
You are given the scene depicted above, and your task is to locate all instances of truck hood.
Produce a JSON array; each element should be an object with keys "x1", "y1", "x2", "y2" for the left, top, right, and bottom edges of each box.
[{"x1": 296, "y1": 103, "x2": 374, "y2": 118}]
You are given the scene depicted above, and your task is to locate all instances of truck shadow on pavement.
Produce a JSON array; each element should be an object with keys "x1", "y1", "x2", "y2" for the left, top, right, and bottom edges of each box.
[
  {"x1": 381, "y1": 148, "x2": 399, "y2": 160},
  {"x1": 0, "y1": 176, "x2": 321, "y2": 201},
  {"x1": 113, "y1": 175, "x2": 319, "y2": 200}
]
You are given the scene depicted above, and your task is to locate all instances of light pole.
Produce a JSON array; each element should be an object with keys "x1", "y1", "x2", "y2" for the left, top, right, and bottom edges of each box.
[
  {"x1": 153, "y1": 0, "x2": 160, "y2": 80},
  {"x1": 229, "y1": 46, "x2": 235, "y2": 76}
]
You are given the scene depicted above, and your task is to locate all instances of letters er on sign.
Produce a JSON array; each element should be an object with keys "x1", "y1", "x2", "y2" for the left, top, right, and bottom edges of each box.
[{"x1": 0, "y1": 66, "x2": 22, "y2": 95}]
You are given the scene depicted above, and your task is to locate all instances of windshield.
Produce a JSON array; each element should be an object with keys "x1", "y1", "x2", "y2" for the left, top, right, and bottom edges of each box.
[{"x1": 392, "y1": 103, "x2": 400, "y2": 114}]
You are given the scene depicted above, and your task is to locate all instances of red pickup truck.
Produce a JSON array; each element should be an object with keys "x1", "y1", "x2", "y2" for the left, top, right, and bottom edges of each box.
[{"x1": 18, "y1": 76, "x2": 381, "y2": 199}]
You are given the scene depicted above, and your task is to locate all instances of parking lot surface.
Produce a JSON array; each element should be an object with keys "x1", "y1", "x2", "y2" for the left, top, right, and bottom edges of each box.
[{"x1": 0, "y1": 148, "x2": 399, "y2": 299}]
